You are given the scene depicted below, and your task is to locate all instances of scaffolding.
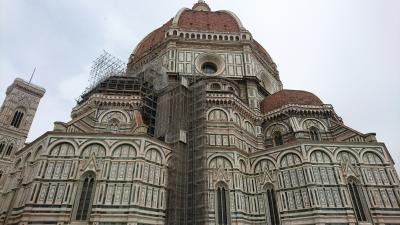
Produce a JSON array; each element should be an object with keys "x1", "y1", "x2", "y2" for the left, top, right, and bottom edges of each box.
[
  {"x1": 77, "y1": 50, "x2": 126, "y2": 103},
  {"x1": 88, "y1": 50, "x2": 126, "y2": 89}
]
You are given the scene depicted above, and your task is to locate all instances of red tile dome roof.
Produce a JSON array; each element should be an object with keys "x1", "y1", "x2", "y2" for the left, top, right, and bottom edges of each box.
[
  {"x1": 260, "y1": 90, "x2": 324, "y2": 114},
  {"x1": 129, "y1": 1, "x2": 277, "y2": 73},
  {"x1": 131, "y1": 7, "x2": 242, "y2": 64}
]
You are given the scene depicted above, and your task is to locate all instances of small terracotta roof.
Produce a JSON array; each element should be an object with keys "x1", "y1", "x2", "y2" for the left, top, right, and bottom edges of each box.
[{"x1": 260, "y1": 89, "x2": 324, "y2": 114}]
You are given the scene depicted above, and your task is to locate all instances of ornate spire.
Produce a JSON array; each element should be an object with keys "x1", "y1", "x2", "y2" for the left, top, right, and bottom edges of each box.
[{"x1": 192, "y1": 0, "x2": 211, "y2": 11}]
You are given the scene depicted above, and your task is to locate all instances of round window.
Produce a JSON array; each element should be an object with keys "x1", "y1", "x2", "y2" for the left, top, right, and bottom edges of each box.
[{"x1": 201, "y1": 62, "x2": 218, "y2": 75}]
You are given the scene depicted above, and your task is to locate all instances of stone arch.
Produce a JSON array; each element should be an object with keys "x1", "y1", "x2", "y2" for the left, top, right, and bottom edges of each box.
[
  {"x1": 47, "y1": 139, "x2": 78, "y2": 156},
  {"x1": 251, "y1": 156, "x2": 277, "y2": 171},
  {"x1": 33, "y1": 145, "x2": 44, "y2": 159},
  {"x1": 99, "y1": 109, "x2": 130, "y2": 124},
  {"x1": 336, "y1": 150, "x2": 359, "y2": 164},
  {"x1": 80, "y1": 143, "x2": 106, "y2": 158},
  {"x1": 265, "y1": 122, "x2": 290, "y2": 137},
  {"x1": 49, "y1": 142, "x2": 75, "y2": 157},
  {"x1": 278, "y1": 152, "x2": 302, "y2": 168},
  {"x1": 238, "y1": 158, "x2": 247, "y2": 172},
  {"x1": 24, "y1": 152, "x2": 32, "y2": 164},
  {"x1": 207, "y1": 108, "x2": 229, "y2": 122},
  {"x1": 300, "y1": 118, "x2": 328, "y2": 131},
  {"x1": 145, "y1": 148, "x2": 163, "y2": 164},
  {"x1": 144, "y1": 145, "x2": 166, "y2": 162},
  {"x1": 243, "y1": 120, "x2": 255, "y2": 135},
  {"x1": 361, "y1": 151, "x2": 384, "y2": 165},
  {"x1": 78, "y1": 140, "x2": 108, "y2": 157},
  {"x1": 112, "y1": 144, "x2": 137, "y2": 158},
  {"x1": 253, "y1": 158, "x2": 276, "y2": 173},
  {"x1": 309, "y1": 149, "x2": 333, "y2": 163},
  {"x1": 15, "y1": 158, "x2": 22, "y2": 169},
  {"x1": 209, "y1": 156, "x2": 233, "y2": 169},
  {"x1": 233, "y1": 112, "x2": 241, "y2": 126}
]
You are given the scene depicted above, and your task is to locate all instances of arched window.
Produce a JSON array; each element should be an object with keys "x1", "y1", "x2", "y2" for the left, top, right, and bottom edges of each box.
[
  {"x1": 33, "y1": 146, "x2": 43, "y2": 159},
  {"x1": 209, "y1": 156, "x2": 233, "y2": 169},
  {"x1": 75, "y1": 172, "x2": 96, "y2": 221},
  {"x1": 5, "y1": 144, "x2": 14, "y2": 156},
  {"x1": 50, "y1": 142, "x2": 75, "y2": 157},
  {"x1": 24, "y1": 152, "x2": 32, "y2": 164},
  {"x1": 81, "y1": 144, "x2": 106, "y2": 159},
  {"x1": 310, "y1": 150, "x2": 332, "y2": 164},
  {"x1": 14, "y1": 158, "x2": 21, "y2": 169},
  {"x1": 337, "y1": 151, "x2": 358, "y2": 165},
  {"x1": 309, "y1": 127, "x2": 320, "y2": 141},
  {"x1": 112, "y1": 144, "x2": 136, "y2": 158},
  {"x1": 208, "y1": 109, "x2": 228, "y2": 122},
  {"x1": 11, "y1": 109, "x2": 24, "y2": 128},
  {"x1": 273, "y1": 132, "x2": 283, "y2": 146},
  {"x1": 239, "y1": 160, "x2": 247, "y2": 172},
  {"x1": 347, "y1": 177, "x2": 369, "y2": 222},
  {"x1": 0, "y1": 141, "x2": 5, "y2": 155},
  {"x1": 263, "y1": 184, "x2": 280, "y2": 225},
  {"x1": 233, "y1": 113, "x2": 241, "y2": 126},
  {"x1": 362, "y1": 152, "x2": 383, "y2": 165},
  {"x1": 145, "y1": 149, "x2": 162, "y2": 164},
  {"x1": 215, "y1": 183, "x2": 229, "y2": 225},
  {"x1": 244, "y1": 121, "x2": 255, "y2": 135}
]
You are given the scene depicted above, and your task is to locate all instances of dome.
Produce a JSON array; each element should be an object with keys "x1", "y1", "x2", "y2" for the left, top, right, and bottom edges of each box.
[
  {"x1": 129, "y1": 1, "x2": 277, "y2": 72},
  {"x1": 260, "y1": 89, "x2": 324, "y2": 114}
]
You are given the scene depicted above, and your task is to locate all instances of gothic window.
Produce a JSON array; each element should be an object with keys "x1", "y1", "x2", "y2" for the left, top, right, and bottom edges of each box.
[
  {"x1": 5, "y1": 143, "x2": 14, "y2": 156},
  {"x1": 112, "y1": 144, "x2": 137, "y2": 158},
  {"x1": 273, "y1": 131, "x2": 283, "y2": 146},
  {"x1": 215, "y1": 182, "x2": 230, "y2": 225},
  {"x1": 10, "y1": 109, "x2": 25, "y2": 128},
  {"x1": 208, "y1": 109, "x2": 228, "y2": 121},
  {"x1": 309, "y1": 127, "x2": 320, "y2": 141},
  {"x1": 81, "y1": 144, "x2": 106, "y2": 159},
  {"x1": 145, "y1": 149, "x2": 162, "y2": 164},
  {"x1": 75, "y1": 172, "x2": 96, "y2": 221},
  {"x1": 0, "y1": 141, "x2": 5, "y2": 155},
  {"x1": 347, "y1": 177, "x2": 369, "y2": 222},
  {"x1": 50, "y1": 142, "x2": 75, "y2": 157},
  {"x1": 263, "y1": 184, "x2": 280, "y2": 225}
]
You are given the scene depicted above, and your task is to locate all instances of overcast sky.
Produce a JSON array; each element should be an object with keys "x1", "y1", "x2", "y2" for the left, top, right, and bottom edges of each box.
[{"x1": 0, "y1": 0, "x2": 399, "y2": 169}]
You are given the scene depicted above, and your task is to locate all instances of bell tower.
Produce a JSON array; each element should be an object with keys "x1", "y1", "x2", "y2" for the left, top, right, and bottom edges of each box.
[{"x1": 0, "y1": 78, "x2": 45, "y2": 161}]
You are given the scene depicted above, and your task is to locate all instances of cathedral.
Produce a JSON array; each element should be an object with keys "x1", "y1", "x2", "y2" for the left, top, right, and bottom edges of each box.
[{"x1": 1, "y1": 1, "x2": 399, "y2": 225}]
